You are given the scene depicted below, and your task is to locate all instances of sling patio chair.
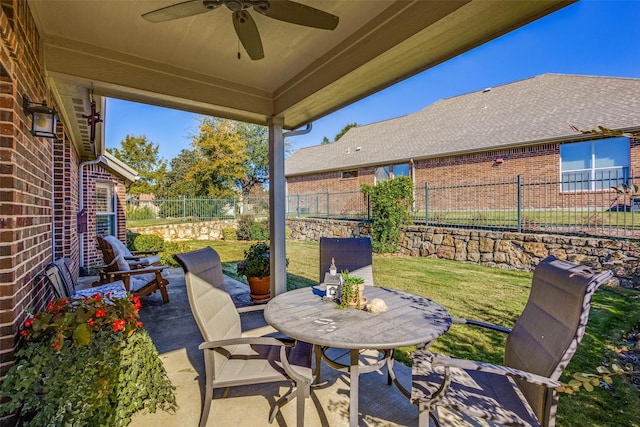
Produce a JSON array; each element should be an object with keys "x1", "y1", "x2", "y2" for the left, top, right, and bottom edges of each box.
[
  {"x1": 317, "y1": 237, "x2": 390, "y2": 383},
  {"x1": 173, "y1": 247, "x2": 313, "y2": 427},
  {"x1": 43, "y1": 258, "x2": 128, "y2": 300},
  {"x1": 99, "y1": 254, "x2": 170, "y2": 303},
  {"x1": 319, "y1": 237, "x2": 374, "y2": 286},
  {"x1": 411, "y1": 255, "x2": 614, "y2": 427}
]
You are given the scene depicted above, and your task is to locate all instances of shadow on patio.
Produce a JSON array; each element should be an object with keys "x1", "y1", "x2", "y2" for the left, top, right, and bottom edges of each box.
[{"x1": 126, "y1": 268, "x2": 419, "y2": 427}]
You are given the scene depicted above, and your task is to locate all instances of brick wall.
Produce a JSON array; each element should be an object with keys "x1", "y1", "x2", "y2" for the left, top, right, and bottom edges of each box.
[
  {"x1": 0, "y1": 1, "x2": 56, "y2": 378},
  {"x1": 82, "y1": 164, "x2": 127, "y2": 272}
]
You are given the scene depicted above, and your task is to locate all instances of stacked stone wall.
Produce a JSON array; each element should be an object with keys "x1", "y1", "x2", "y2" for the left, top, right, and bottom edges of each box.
[
  {"x1": 285, "y1": 218, "x2": 640, "y2": 285},
  {"x1": 128, "y1": 219, "x2": 239, "y2": 242}
]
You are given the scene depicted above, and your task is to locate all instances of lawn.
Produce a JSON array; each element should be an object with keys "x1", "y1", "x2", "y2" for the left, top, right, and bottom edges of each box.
[{"x1": 181, "y1": 239, "x2": 640, "y2": 426}]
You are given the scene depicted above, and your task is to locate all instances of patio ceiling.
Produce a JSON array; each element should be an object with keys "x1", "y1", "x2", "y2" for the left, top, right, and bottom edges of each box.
[{"x1": 27, "y1": 0, "x2": 573, "y2": 158}]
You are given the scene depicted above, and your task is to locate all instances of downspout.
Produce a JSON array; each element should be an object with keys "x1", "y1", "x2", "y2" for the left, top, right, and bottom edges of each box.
[
  {"x1": 78, "y1": 156, "x2": 106, "y2": 274},
  {"x1": 410, "y1": 158, "x2": 416, "y2": 211}
]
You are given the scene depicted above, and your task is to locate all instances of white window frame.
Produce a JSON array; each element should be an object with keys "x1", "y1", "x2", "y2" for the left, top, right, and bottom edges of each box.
[
  {"x1": 560, "y1": 137, "x2": 630, "y2": 192},
  {"x1": 95, "y1": 182, "x2": 116, "y2": 236}
]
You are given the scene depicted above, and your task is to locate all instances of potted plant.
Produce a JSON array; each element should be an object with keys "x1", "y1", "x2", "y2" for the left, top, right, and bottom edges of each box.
[
  {"x1": 237, "y1": 242, "x2": 283, "y2": 303},
  {"x1": 338, "y1": 270, "x2": 366, "y2": 309}
]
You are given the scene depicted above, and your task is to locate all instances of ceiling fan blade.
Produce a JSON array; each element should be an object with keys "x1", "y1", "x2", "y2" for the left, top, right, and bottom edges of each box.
[
  {"x1": 142, "y1": 0, "x2": 222, "y2": 23},
  {"x1": 255, "y1": 1, "x2": 339, "y2": 30},
  {"x1": 233, "y1": 11, "x2": 264, "y2": 60}
]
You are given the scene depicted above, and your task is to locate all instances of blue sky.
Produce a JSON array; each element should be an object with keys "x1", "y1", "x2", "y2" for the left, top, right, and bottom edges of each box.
[{"x1": 105, "y1": 1, "x2": 640, "y2": 163}]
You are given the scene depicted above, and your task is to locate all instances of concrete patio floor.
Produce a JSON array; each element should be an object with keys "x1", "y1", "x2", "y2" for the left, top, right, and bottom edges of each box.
[{"x1": 120, "y1": 268, "x2": 422, "y2": 427}]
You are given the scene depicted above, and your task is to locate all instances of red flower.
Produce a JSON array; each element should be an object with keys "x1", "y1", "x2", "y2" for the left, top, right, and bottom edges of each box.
[
  {"x1": 94, "y1": 293, "x2": 101, "y2": 301},
  {"x1": 87, "y1": 318, "x2": 95, "y2": 327},
  {"x1": 135, "y1": 321, "x2": 143, "y2": 328},
  {"x1": 20, "y1": 330, "x2": 31, "y2": 339},
  {"x1": 46, "y1": 301, "x2": 55, "y2": 311},
  {"x1": 23, "y1": 317, "x2": 33, "y2": 328},
  {"x1": 131, "y1": 296, "x2": 142, "y2": 311},
  {"x1": 112, "y1": 319, "x2": 126, "y2": 332},
  {"x1": 95, "y1": 308, "x2": 107, "y2": 318}
]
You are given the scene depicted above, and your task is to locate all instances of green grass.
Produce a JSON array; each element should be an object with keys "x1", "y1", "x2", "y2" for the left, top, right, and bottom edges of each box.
[{"x1": 179, "y1": 239, "x2": 640, "y2": 426}]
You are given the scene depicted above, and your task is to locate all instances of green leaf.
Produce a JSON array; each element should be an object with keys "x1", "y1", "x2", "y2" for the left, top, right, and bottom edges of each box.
[
  {"x1": 72, "y1": 323, "x2": 91, "y2": 347},
  {"x1": 583, "y1": 381, "x2": 594, "y2": 392}
]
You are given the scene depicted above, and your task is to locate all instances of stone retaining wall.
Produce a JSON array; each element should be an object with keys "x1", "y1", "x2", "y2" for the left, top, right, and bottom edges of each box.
[
  {"x1": 128, "y1": 219, "x2": 238, "y2": 241},
  {"x1": 285, "y1": 218, "x2": 640, "y2": 285},
  {"x1": 286, "y1": 218, "x2": 371, "y2": 241},
  {"x1": 131, "y1": 218, "x2": 640, "y2": 286}
]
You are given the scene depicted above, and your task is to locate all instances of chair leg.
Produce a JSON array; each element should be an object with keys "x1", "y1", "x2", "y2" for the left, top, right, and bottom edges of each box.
[
  {"x1": 200, "y1": 356, "x2": 214, "y2": 427},
  {"x1": 417, "y1": 400, "x2": 439, "y2": 427}
]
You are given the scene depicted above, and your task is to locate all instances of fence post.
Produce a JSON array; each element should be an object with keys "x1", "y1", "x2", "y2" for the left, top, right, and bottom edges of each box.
[
  {"x1": 517, "y1": 175, "x2": 522, "y2": 232},
  {"x1": 182, "y1": 196, "x2": 186, "y2": 221},
  {"x1": 425, "y1": 183, "x2": 429, "y2": 226},
  {"x1": 326, "y1": 189, "x2": 330, "y2": 219}
]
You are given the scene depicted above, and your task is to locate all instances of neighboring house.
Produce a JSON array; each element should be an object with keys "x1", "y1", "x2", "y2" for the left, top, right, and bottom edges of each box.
[{"x1": 285, "y1": 74, "x2": 640, "y2": 211}]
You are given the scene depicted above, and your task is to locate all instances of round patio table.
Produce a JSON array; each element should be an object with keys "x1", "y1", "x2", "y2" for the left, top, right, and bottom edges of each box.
[{"x1": 264, "y1": 286, "x2": 451, "y2": 427}]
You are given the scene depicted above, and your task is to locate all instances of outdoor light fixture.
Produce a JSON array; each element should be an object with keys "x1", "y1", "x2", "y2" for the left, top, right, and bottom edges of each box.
[
  {"x1": 23, "y1": 95, "x2": 57, "y2": 138},
  {"x1": 494, "y1": 157, "x2": 504, "y2": 165}
]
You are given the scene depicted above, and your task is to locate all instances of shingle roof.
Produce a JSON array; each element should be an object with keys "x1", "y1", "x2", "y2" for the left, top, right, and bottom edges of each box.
[{"x1": 285, "y1": 74, "x2": 640, "y2": 176}]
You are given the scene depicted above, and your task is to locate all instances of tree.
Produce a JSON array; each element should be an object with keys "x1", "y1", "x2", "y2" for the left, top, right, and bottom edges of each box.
[
  {"x1": 107, "y1": 135, "x2": 167, "y2": 196},
  {"x1": 236, "y1": 122, "x2": 269, "y2": 196},
  {"x1": 158, "y1": 149, "x2": 198, "y2": 198},
  {"x1": 321, "y1": 122, "x2": 358, "y2": 144},
  {"x1": 187, "y1": 118, "x2": 248, "y2": 197}
]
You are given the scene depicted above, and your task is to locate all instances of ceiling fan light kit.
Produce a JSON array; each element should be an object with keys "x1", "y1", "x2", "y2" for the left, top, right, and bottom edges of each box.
[{"x1": 142, "y1": 0, "x2": 339, "y2": 60}]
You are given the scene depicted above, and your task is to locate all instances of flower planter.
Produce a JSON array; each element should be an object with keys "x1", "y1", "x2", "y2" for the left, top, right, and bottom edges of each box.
[{"x1": 247, "y1": 276, "x2": 271, "y2": 303}]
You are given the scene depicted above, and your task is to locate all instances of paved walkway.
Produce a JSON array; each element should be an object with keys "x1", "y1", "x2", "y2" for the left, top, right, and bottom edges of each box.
[{"x1": 122, "y1": 268, "x2": 422, "y2": 427}]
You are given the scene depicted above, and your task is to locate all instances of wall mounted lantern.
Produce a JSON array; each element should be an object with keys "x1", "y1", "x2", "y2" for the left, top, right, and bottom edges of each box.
[
  {"x1": 494, "y1": 157, "x2": 504, "y2": 165},
  {"x1": 23, "y1": 95, "x2": 57, "y2": 138}
]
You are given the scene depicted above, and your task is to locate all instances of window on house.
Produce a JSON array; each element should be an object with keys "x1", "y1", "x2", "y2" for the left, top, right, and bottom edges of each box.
[
  {"x1": 96, "y1": 182, "x2": 116, "y2": 236},
  {"x1": 375, "y1": 166, "x2": 390, "y2": 181},
  {"x1": 341, "y1": 170, "x2": 358, "y2": 179},
  {"x1": 392, "y1": 163, "x2": 410, "y2": 177},
  {"x1": 560, "y1": 137, "x2": 630, "y2": 192}
]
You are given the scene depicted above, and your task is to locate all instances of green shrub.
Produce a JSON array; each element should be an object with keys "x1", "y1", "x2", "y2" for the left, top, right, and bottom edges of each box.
[
  {"x1": 159, "y1": 241, "x2": 190, "y2": 267},
  {"x1": 249, "y1": 220, "x2": 269, "y2": 241},
  {"x1": 126, "y1": 204, "x2": 155, "y2": 221},
  {"x1": 132, "y1": 234, "x2": 165, "y2": 252},
  {"x1": 236, "y1": 214, "x2": 255, "y2": 240},
  {"x1": 0, "y1": 295, "x2": 175, "y2": 426},
  {"x1": 222, "y1": 227, "x2": 237, "y2": 241},
  {"x1": 361, "y1": 176, "x2": 414, "y2": 253},
  {"x1": 126, "y1": 230, "x2": 140, "y2": 249}
]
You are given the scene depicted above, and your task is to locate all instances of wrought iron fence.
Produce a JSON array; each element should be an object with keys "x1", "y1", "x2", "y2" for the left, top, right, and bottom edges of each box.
[{"x1": 126, "y1": 174, "x2": 640, "y2": 239}]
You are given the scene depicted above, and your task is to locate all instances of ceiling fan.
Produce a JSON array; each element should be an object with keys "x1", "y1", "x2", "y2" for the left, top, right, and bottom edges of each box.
[{"x1": 142, "y1": 0, "x2": 339, "y2": 60}]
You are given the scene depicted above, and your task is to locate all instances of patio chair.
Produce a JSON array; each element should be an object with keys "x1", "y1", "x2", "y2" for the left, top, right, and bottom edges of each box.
[
  {"x1": 97, "y1": 234, "x2": 161, "y2": 268},
  {"x1": 411, "y1": 255, "x2": 614, "y2": 427},
  {"x1": 100, "y1": 254, "x2": 170, "y2": 303},
  {"x1": 43, "y1": 258, "x2": 128, "y2": 300},
  {"x1": 319, "y1": 237, "x2": 373, "y2": 286},
  {"x1": 173, "y1": 247, "x2": 313, "y2": 427}
]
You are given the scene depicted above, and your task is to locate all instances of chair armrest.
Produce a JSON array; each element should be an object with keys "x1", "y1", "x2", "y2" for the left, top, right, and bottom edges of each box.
[
  {"x1": 107, "y1": 265, "x2": 168, "y2": 277},
  {"x1": 199, "y1": 336, "x2": 289, "y2": 350},
  {"x1": 430, "y1": 354, "x2": 560, "y2": 388},
  {"x1": 131, "y1": 250, "x2": 162, "y2": 255},
  {"x1": 236, "y1": 305, "x2": 266, "y2": 314},
  {"x1": 451, "y1": 317, "x2": 512, "y2": 334}
]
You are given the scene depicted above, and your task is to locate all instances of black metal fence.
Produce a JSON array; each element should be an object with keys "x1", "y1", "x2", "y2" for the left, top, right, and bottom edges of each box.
[{"x1": 126, "y1": 174, "x2": 640, "y2": 238}]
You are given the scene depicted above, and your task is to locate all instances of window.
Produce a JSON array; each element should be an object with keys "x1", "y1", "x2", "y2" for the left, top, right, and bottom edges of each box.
[
  {"x1": 392, "y1": 163, "x2": 410, "y2": 177},
  {"x1": 560, "y1": 137, "x2": 629, "y2": 191},
  {"x1": 96, "y1": 182, "x2": 116, "y2": 236},
  {"x1": 375, "y1": 166, "x2": 390, "y2": 181},
  {"x1": 341, "y1": 170, "x2": 358, "y2": 179}
]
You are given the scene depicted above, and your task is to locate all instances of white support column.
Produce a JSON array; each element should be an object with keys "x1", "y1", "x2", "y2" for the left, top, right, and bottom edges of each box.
[{"x1": 268, "y1": 117, "x2": 287, "y2": 296}]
